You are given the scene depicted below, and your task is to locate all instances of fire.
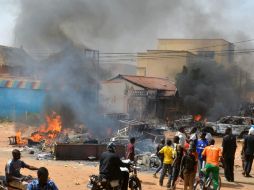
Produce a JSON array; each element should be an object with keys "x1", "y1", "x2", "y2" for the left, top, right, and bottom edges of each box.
[
  {"x1": 16, "y1": 131, "x2": 27, "y2": 145},
  {"x1": 30, "y1": 112, "x2": 62, "y2": 142},
  {"x1": 194, "y1": 114, "x2": 202, "y2": 122}
]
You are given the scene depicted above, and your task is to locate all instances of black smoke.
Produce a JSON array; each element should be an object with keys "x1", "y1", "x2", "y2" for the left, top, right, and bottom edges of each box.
[{"x1": 176, "y1": 60, "x2": 245, "y2": 120}]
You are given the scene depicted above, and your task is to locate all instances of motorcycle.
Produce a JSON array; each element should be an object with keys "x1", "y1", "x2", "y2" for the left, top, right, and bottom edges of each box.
[
  {"x1": 0, "y1": 175, "x2": 33, "y2": 190},
  {"x1": 87, "y1": 160, "x2": 142, "y2": 190}
]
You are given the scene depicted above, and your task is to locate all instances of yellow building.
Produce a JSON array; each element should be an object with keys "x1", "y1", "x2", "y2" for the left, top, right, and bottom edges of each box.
[
  {"x1": 157, "y1": 39, "x2": 234, "y2": 65},
  {"x1": 137, "y1": 39, "x2": 234, "y2": 81},
  {"x1": 137, "y1": 50, "x2": 195, "y2": 81}
]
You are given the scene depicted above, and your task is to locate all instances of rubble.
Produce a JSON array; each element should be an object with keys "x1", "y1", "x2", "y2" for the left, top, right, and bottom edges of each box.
[{"x1": 36, "y1": 152, "x2": 54, "y2": 160}]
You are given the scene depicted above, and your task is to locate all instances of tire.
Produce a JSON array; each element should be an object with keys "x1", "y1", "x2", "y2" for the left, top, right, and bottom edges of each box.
[
  {"x1": 129, "y1": 177, "x2": 142, "y2": 190},
  {"x1": 206, "y1": 176, "x2": 221, "y2": 190},
  {"x1": 194, "y1": 179, "x2": 206, "y2": 190}
]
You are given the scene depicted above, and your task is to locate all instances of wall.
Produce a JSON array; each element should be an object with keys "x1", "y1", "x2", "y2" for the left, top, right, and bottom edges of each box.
[
  {"x1": 99, "y1": 79, "x2": 145, "y2": 117},
  {"x1": 137, "y1": 51, "x2": 193, "y2": 81},
  {"x1": 99, "y1": 80, "x2": 127, "y2": 114},
  {"x1": 157, "y1": 39, "x2": 234, "y2": 65},
  {"x1": 0, "y1": 88, "x2": 46, "y2": 118}
]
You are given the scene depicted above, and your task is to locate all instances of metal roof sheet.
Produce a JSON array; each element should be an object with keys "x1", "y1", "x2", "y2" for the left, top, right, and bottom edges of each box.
[{"x1": 111, "y1": 75, "x2": 177, "y2": 92}]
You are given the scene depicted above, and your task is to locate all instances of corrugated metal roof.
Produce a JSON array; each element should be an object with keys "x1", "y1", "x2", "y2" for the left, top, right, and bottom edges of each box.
[{"x1": 111, "y1": 75, "x2": 177, "y2": 92}]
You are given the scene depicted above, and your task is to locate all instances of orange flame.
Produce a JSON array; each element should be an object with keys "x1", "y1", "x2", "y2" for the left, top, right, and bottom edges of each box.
[
  {"x1": 30, "y1": 112, "x2": 62, "y2": 142},
  {"x1": 194, "y1": 114, "x2": 202, "y2": 122},
  {"x1": 16, "y1": 131, "x2": 26, "y2": 145}
]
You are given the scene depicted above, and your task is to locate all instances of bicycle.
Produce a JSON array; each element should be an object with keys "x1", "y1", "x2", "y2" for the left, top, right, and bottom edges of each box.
[{"x1": 194, "y1": 169, "x2": 221, "y2": 190}]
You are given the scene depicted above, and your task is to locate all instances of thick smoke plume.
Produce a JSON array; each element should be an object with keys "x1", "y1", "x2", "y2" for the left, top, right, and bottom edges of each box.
[
  {"x1": 13, "y1": 0, "x2": 254, "y2": 129},
  {"x1": 14, "y1": 0, "x2": 237, "y2": 52},
  {"x1": 176, "y1": 60, "x2": 246, "y2": 120}
]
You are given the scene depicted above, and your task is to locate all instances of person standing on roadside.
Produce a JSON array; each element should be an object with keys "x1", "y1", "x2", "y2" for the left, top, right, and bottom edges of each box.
[
  {"x1": 196, "y1": 132, "x2": 209, "y2": 171},
  {"x1": 242, "y1": 126, "x2": 254, "y2": 177},
  {"x1": 175, "y1": 127, "x2": 187, "y2": 148},
  {"x1": 180, "y1": 147, "x2": 197, "y2": 190},
  {"x1": 159, "y1": 139, "x2": 174, "y2": 188},
  {"x1": 202, "y1": 139, "x2": 222, "y2": 190},
  {"x1": 126, "y1": 137, "x2": 136, "y2": 162},
  {"x1": 153, "y1": 139, "x2": 165, "y2": 178},
  {"x1": 170, "y1": 136, "x2": 183, "y2": 189},
  {"x1": 222, "y1": 127, "x2": 237, "y2": 182}
]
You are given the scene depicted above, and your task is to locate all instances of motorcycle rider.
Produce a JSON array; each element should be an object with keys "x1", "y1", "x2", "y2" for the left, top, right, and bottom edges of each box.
[
  {"x1": 99, "y1": 142, "x2": 130, "y2": 190},
  {"x1": 5, "y1": 149, "x2": 39, "y2": 190}
]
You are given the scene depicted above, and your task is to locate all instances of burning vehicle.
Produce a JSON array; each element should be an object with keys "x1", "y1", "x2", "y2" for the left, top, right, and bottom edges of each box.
[
  {"x1": 173, "y1": 114, "x2": 205, "y2": 133},
  {"x1": 205, "y1": 116, "x2": 252, "y2": 137}
]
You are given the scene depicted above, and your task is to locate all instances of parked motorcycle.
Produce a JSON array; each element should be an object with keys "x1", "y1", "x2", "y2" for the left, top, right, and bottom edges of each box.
[{"x1": 87, "y1": 161, "x2": 142, "y2": 190}]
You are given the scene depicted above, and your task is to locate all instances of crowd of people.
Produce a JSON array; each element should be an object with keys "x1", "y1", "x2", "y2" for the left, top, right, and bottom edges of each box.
[
  {"x1": 152, "y1": 124, "x2": 254, "y2": 190},
  {"x1": 153, "y1": 127, "x2": 220, "y2": 189},
  {"x1": 3, "y1": 122, "x2": 254, "y2": 190}
]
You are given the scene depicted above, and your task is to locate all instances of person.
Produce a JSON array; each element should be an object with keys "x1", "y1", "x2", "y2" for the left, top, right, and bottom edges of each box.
[
  {"x1": 189, "y1": 127, "x2": 198, "y2": 145},
  {"x1": 175, "y1": 127, "x2": 187, "y2": 148},
  {"x1": 159, "y1": 139, "x2": 174, "y2": 188},
  {"x1": 202, "y1": 139, "x2": 222, "y2": 190},
  {"x1": 242, "y1": 126, "x2": 254, "y2": 177},
  {"x1": 5, "y1": 149, "x2": 39, "y2": 190},
  {"x1": 153, "y1": 138, "x2": 165, "y2": 178},
  {"x1": 180, "y1": 147, "x2": 197, "y2": 190},
  {"x1": 205, "y1": 132, "x2": 213, "y2": 144},
  {"x1": 222, "y1": 127, "x2": 237, "y2": 182},
  {"x1": 196, "y1": 132, "x2": 209, "y2": 171},
  {"x1": 126, "y1": 137, "x2": 136, "y2": 161},
  {"x1": 27, "y1": 167, "x2": 58, "y2": 190},
  {"x1": 100, "y1": 142, "x2": 129, "y2": 190},
  {"x1": 170, "y1": 136, "x2": 184, "y2": 189},
  {"x1": 248, "y1": 119, "x2": 254, "y2": 134}
]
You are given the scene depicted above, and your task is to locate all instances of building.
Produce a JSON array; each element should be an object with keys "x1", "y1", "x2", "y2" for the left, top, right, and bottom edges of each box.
[
  {"x1": 0, "y1": 76, "x2": 46, "y2": 119},
  {"x1": 137, "y1": 39, "x2": 234, "y2": 80},
  {"x1": 99, "y1": 75, "x2": 179, "y2": 120},
  {"x1": 157, "y1": 39, "x2": 234, "y2": 65},
  {"x1": 0, "y1": 45, "x2": 36, "y2": 77},
  {"x1": 137, "y1": 50, "x2": 196, "y2": 81}
]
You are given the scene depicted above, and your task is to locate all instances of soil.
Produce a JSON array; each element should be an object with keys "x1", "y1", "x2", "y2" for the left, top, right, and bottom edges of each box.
[{"x1": 0, "y1": 123, "x2": 253, "y2": 190}]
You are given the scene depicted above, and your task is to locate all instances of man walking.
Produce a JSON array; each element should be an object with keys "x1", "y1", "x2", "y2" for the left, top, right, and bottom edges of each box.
[
  {"x1": 126, "y1": 137, "x2": 136, "y2": 161},
  {"x1": 153, "y1": 138, "x2": 165, "y2": 178},
  {"x1": 170, "y1": 136, "x2": 183, "y2": 189},
  {"x1": 202, "y1": 139, "x2": 222, "y2": 190},
  {"x1": 242, "y1": 126, "x2": 254, "y2": 177},
  {"x1": 196, "y1": 132, "x2": 209, "y2": 171},
  {"x1": 222, "y1": 128, "x2": 237, "y2": 182},
  {"x1": 159, "y1": 139, "x2": 174, "y2": 188}
]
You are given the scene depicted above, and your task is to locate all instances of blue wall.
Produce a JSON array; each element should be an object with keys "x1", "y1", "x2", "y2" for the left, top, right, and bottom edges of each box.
[{"x1": 0, "y1": 88, "x2": 46, "y2": 118}]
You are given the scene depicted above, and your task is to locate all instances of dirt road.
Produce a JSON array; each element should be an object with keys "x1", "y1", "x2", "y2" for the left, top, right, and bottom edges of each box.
[{"x1": 0, "y1": 123, "x2": 253, "y2": 189}]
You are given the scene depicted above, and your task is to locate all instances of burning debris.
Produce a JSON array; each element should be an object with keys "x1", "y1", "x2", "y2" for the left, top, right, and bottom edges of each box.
[{"x1": 30, "y1": 112, "x2": 62, "y2": 144}]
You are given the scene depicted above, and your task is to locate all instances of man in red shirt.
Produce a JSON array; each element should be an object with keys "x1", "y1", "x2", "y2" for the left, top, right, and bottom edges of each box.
[{"x1": 126, "y1": 137, "x2": 136, "y2": 161}]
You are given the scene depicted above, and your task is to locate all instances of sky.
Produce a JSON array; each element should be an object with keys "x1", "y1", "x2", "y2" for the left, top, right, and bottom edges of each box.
[
  {"x1": 1, "y1": 0, "x2": 254, "y2": 51},
  {"x1": 0, "y1": 0, "x2": 18, "y2": 46}
]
